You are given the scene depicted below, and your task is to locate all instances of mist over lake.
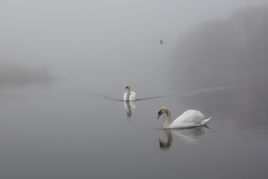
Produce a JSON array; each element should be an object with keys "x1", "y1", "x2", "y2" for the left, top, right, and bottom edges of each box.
[{"x1": 1, "y1": 1, "x2": 268, "y2": 179}]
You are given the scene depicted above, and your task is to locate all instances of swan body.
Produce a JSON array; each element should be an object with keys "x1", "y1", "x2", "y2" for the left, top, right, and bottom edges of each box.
[
  {"x1": 123, "y1": 86, "x2": 136, "y2": 101},
  {"x1": 157, "y1": 107, "x2": 211, "y2": 129}
]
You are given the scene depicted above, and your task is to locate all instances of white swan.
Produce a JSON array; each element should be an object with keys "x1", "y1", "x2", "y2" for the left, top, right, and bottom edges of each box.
[
  {"x1": 123, "y1": 86, "x2": 136, "y2": 101},
  {"x1": 157, "y1": 107, "x2": 211, "y2": 129}
]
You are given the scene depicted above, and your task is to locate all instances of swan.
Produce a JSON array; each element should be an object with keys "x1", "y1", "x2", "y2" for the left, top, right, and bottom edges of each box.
[
  {"x1": 123, "y1": 86, "x2": 136, "y2": 101},
  {"x1": 157, "y1": 107, "x2": 211, "y2": 129}
]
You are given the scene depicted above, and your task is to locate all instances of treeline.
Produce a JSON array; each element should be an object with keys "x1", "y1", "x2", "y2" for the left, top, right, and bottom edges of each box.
[
  {"x1": 0, "y1": 63, "x2": 52, "y2": 86},
  {"x1": 172, "y1": 5, "x2": 268, "y2": 90}
]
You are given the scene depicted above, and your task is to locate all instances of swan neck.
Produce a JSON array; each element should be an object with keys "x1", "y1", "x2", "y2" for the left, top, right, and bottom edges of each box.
[
  {"x1": 163, "y1": 110, "x2": 172, "y2": 128},
  {"x1": 126, "y1": 88, "x2": 131, "y2": 101}
]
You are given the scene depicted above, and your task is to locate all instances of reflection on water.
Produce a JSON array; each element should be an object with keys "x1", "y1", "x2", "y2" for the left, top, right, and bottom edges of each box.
[
  {"x1": 172, "y1": 126, "x2": 210, "y2": 142},
  {"x1": 123, "y1": 101, "x2": 136, "y2": 118},
  {"x1": 178, "y1": 82, "x2": 268, "y2": 127},
  {"x1": 158, "y1": 126, "x2": 210, "y2": 150},
  {"x1": 158, "y1": 130, "x2": 172, "y2": 150},
  {"x1": 1, "y1": 78, "x2": 268, "y2": 179},
  {"x1": 106, "y1": 95, "x2": 172, "y2": 119}
]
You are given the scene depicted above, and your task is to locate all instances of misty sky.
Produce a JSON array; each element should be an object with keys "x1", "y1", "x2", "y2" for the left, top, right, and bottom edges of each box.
[{"x1": 0, "y1": 0, "x2": 266, "y2": 80}]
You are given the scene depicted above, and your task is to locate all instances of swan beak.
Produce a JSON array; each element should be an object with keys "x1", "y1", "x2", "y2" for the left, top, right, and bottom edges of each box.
[{"x1": 157, "y1": 113, "x2": 162, "y2": 119}]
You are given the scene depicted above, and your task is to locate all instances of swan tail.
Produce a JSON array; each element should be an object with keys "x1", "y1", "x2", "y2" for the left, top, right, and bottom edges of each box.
[{"x1": 200, "y1": 117, "x2": 212, "y2": 126}]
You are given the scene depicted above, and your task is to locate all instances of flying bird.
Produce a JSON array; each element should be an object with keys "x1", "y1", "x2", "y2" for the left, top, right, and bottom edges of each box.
[{"x1": 160, "y1": 39, "x2": 164, "y2": 44}]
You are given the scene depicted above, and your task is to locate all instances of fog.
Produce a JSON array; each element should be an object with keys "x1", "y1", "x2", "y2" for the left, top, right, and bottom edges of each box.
[
  {"x1": 0, "y1": 0, "x2": 267, "y2": 88},
  {"x1": 172, "y1": 4, "x2": 268, "y2": 90},
  {"x1": 1, "y1": 1, "x2": 268, "y2": 178}
]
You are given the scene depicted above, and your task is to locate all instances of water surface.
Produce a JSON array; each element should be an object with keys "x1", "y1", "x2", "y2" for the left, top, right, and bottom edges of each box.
[{"x1": 0, "y1": 79, "x2": 267, "y2": 179}]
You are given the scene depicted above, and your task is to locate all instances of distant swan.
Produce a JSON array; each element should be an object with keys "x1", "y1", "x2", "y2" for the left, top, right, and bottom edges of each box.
[
  {"x1": 123, "y1": 86, "x2": 136, "y2": 101},
  {"x1": 157, "y1": 107, "x2": 211, "y2": 129}
]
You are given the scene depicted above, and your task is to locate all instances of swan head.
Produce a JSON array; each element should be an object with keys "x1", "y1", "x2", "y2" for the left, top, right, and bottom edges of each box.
[
  {"x1": 157, "y1": 107, "x2": 168, "y2": 119},
  {"x1": 125, "y1": 85, "x2": 131, "y2": 90}
]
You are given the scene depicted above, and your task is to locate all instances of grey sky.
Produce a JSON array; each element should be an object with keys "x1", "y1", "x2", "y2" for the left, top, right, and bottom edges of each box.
[{"x1": 0, "y1": 0, "x2": 266, "y2": 78}]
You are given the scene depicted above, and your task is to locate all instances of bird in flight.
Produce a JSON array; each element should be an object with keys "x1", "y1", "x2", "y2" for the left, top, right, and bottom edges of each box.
[{"x1": 160, "y1": 39, "x2": 164, "y2": 44}]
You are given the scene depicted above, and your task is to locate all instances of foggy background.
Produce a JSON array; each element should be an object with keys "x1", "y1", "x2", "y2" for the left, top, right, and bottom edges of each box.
[
  {"x1": 0, "y1": 0, "x2": 267, "y2": 92},
  {"x1": 1, "y1": 1, "x2": 268, "y2": 179},
  {"x1": 171, "y1": 4, "x2": 268, "y2": 90}
]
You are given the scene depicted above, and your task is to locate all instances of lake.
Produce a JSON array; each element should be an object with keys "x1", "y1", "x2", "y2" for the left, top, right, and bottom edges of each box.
[{"x1": 0, "y1": 77, "x2": 268, "y2": 179}]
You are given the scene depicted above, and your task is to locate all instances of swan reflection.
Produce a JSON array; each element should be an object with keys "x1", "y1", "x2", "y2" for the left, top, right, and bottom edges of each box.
[
  {"x1": 158, "y1": 126, "x2": 210, "y2": 150},
  {"x1": 158, "y1": 130, "x2": 172, "y2": 150},
  {"x1": 123, "y1": 101, "x2": 136, "y2": 118}
]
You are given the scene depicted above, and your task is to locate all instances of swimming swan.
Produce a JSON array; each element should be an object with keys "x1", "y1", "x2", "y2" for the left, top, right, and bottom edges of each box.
[
  {"x1": 157, "y1": 107, "x2": 211, "y2": 129},
  {"x1": 123, "y1": 86, "x2": 136, "y2": 101}
]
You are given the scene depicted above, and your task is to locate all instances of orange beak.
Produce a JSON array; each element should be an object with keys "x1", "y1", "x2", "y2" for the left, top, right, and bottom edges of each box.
[{"x1": 157, "y1": 113, "x2": 162, "y2": 119}]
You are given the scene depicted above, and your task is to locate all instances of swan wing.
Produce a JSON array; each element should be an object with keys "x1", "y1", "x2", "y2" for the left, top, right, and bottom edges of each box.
[
  {"x1": 129, "y1": 91, "x2": 136, "y2": 101},
  {"x1": 171, "y1": 110, "x2": 206, "y2": 128}
]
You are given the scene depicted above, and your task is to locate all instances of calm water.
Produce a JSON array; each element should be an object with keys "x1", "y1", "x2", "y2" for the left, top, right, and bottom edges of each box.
[{"x1": 0, "y1": 78, "x2": 268, "y2": 179}]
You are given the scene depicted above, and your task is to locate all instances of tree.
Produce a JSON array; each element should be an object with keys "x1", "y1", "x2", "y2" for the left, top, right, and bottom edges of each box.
[{"x1": 172, "y1": 4, "x2": 268, "y2": 90}]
